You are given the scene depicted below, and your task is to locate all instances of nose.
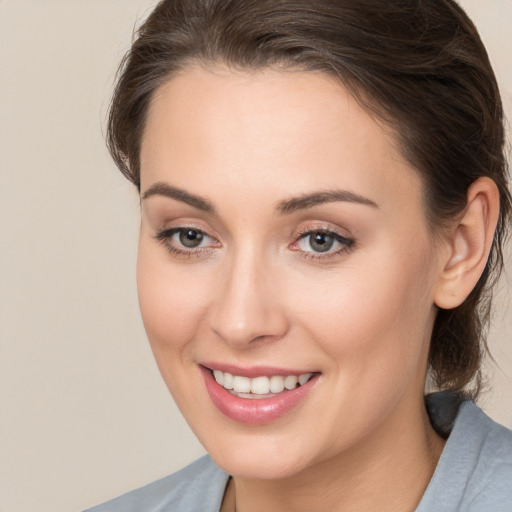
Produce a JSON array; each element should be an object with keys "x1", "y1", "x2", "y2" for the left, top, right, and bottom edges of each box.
[{"x1": 209, "y1": 250, "x2": 289, "y2": 348}]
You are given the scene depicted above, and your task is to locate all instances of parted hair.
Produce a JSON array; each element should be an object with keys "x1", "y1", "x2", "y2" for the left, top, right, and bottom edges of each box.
[{"x1": 107, "y1": 0, "x2": 511, "y2": 398}]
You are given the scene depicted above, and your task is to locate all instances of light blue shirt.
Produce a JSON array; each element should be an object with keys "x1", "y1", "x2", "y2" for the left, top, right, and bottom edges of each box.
[{"x1": 85, "y1": 394, "x2": 512, "y2": 511}]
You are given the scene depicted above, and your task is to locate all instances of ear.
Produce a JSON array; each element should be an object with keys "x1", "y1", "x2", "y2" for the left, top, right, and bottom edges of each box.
[{"x1": 434, "y1": 177, "x2": 500, "y2": 310}]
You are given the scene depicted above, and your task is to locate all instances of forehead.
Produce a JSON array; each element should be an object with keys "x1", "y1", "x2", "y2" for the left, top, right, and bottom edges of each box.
[{"x1": 140, "y1": 65, "x2": 423, "y2": 215}]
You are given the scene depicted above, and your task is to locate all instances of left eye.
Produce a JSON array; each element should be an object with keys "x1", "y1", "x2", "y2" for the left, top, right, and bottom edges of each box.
[{"x1": 296, "y1": 230, "x2": 352, "y2": 254}]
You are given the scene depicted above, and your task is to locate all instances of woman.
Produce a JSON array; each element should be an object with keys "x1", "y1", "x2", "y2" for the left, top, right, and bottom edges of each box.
[{"x1": 87, "y1": 0, "x2": 512, "y2": 510}]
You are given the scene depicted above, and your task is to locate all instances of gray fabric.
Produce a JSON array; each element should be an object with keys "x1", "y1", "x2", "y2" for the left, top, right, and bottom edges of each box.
[
  {"x1": 84, "y1": 455, "x2": 228, "y2": 512},
  {"x1": 85, "y1": 395, "x2": 512, "y2": 511},
  {"x1": 418, "y1": 398, "x2": 512, "y2": 511}
]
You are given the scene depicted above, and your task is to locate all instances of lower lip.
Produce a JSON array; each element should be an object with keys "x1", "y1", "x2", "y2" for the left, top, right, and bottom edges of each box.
[{"x1": 200, "y1": 366, "x2": 319, "y2": 425}]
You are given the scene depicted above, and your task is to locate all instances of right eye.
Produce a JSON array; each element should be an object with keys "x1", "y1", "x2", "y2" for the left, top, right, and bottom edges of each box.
[
  {"x1": 176, "y1": 228, "x2": 207, "y2": 248},
  {"x1": 155, "y1": 227, "x2": 219, "y2": 256}
]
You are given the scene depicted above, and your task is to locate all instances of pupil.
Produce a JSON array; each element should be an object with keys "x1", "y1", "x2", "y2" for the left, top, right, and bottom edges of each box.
[
  {"x1": 310, "y1": 232, "x2": 334, "y2": 253},
  {"x1": 180, "y1": 229, "x2": 203, "y2": 248}
]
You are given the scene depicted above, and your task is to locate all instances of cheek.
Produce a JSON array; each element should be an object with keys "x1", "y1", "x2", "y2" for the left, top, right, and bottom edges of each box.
[
  {"x1": 136, "y1": 239, "x2": 217, "y2": 423},
  {"x1": 288, "y1": 253, "x2": 436, "y2": 443},
  {"x1": 136, "y1": 238, "x2": 209, "y2": 359},
  {"x1": 291, "y1": 245, "x2": 435, "y2": 383}
]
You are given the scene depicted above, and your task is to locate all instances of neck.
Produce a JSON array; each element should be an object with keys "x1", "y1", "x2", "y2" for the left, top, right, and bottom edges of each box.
[{"x1": 222, "y1": 398, "x2": 445, "y2": 512}]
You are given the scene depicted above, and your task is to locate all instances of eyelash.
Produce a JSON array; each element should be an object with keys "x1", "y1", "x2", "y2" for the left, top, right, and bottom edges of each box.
[
  {"x1": 154, "y1": 225, "x2": 355, "y2": 260},
  {"x1": 291, "y1": 226, "x2": 356, "y2": 261},
  {"x1": 154, "y1": 227, "x2": 217, "y2": 258}
]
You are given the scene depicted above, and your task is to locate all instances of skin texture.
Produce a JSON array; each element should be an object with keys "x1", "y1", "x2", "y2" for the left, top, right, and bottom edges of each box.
[{"x1": 137, "y1": 66, "x2": 497, "y2": 511}]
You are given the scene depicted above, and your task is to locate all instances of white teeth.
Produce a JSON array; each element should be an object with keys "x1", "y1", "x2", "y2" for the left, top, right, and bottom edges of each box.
[
  {"x1": 212, "y1": 370, "x2": 314, "y2": 396},
  {"x1": 233, "y1": 376, "x2": 251, "y2": 393},
  {"x1": 213, "y1": 370, "x2": 224, "y2": 386},
  {"x1": 298, "y1": 373, "x2": 313, "y2": 385},
  {"x1": 284, "y1": 375, "x2": 298, "y2": 390},
  {"x1": 269, "y1": 375, "x2": 285, "y2": 393},
  {"x1": 251, "y1": 376, "x2": 270, "y2": 395},
  {"x1": 223, "y1": 372, "x2": 234, "y2": 390}
]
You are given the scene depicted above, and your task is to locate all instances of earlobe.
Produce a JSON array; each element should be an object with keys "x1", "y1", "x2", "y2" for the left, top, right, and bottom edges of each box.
[{"x1": 434, "y1": 177, "x2": 500, "y2": 310}]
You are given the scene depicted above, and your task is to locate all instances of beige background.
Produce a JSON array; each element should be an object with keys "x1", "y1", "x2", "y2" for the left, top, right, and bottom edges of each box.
[{"x1": 0, "y1": 1, "x2": 510, "y2": 511}]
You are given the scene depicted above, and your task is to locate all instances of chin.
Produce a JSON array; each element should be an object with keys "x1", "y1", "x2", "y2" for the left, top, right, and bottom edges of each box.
[
  {"x1": 213, "y1": 449, "x2": 309, "y2": 480},
  {"x1": 196, "y1": 424, "x2": 323, "y2": 480}
]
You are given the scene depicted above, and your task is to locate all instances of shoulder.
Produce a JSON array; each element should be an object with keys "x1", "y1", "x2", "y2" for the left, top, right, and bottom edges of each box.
[
  {"x1": 455, "y1": 401, "x2": 512, "y2": 510},
  {"x1": 84, "y1": 455, "x2": 229, "y2": 512},
  {"x1": 419, "y1": 396, "x2": 512, "y2": 512}
]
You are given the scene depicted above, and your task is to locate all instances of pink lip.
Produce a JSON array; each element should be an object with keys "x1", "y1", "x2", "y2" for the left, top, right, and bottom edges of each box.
[
  {"x1": 201, "y1": 362, "x2": 314, "y2": 378},
  {"x1": 199, "y1": 365, "x2": 319, "y2": 425}
]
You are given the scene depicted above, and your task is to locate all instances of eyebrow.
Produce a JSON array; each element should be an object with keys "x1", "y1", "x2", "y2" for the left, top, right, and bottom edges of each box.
[
  {"x1": 142, "y1": 182, "x2": 215, "y2": 213},
  {"x1": 142, "y1": 182, "x2": 378, "y2": 215},
  {"x1": 276, "y1": 190, "x2": 379, "y2": 214}
]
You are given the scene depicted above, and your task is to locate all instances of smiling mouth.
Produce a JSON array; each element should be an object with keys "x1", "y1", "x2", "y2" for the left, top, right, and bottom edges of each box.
[
  {"x1": 201, "y1": 366, "x2": 320, "y2": 424},
  {"x1": 211, "y1": 369, "x2": 316, "y2": 399}
]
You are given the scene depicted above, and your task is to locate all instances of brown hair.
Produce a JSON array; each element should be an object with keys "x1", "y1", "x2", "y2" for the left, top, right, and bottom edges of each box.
[{"x1": 107, "y1": 0, "x2": 511, "y2": 398}]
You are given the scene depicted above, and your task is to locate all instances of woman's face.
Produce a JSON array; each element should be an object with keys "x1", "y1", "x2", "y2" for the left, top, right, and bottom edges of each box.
[{"x1": 138, "y1": 66, "x2": 445, "y2": 479}]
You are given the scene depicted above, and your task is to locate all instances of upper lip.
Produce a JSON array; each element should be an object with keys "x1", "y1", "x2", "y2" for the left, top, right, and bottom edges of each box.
[{"x1": 200, "y1": 362, "x2": 318, "y2": 378}]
